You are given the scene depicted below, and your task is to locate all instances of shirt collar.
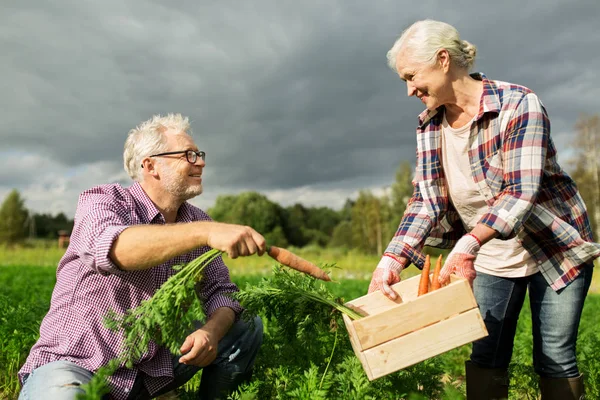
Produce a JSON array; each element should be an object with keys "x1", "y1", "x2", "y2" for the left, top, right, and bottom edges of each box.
[
  {"x1": 177, "y1": 202, "x2": 195, "y2": 222},
  {"x1": 129, "y1": 182, "x2": 162, "y2": 223},
  {"x1": 129, "y1": 182, "x2": 196, "y2": 224},
  {"x1": 417, "y1": 72, "x2": 501, "y2": 129}
]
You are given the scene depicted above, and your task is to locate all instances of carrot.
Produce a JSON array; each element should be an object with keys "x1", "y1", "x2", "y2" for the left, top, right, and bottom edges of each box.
[
  {"x1": 430, "y1": 254, "x2": 443, "y2": 291},
  {"x1": 418, "y1": 255, "x2": 431, "y2": 296},
  {"x1": 267, "y1": 246, "x2": 331, "y2": 281}
]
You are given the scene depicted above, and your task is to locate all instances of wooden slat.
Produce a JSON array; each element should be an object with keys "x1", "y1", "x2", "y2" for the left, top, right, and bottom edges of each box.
[
  {"x1": 342, "y1": 314, "x2": 373, "y2": 380},
  {"x1": 352, "y1": 279, "x2": 477, "y2": 350},
  {"x1": 344, "y1": 274, "x2": 421, "y2": 316},
  {"x1": 362, "y1": 308, "x2": 488, "y2": 380},
  {"x1": 345, "y1": 273, "x2": 469, "y2": 317},
  {"x1": 450, "y1": 274, "x2": 477, "y2": 303}
]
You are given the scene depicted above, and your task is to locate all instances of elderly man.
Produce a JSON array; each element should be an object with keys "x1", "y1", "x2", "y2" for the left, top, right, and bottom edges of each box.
[{"x1": 18, "y1": 114, "x2": 265, "y2": 400}]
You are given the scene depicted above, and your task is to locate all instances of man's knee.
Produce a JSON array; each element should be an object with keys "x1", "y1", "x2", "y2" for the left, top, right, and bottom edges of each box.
[
  {"x1": 19, "y1": 360, "x2": 93, "y2": 400},
  {"x1": 245, "y1": 315, "x2": 263, "y2": 349},
  {"x1": 216, "y1": 315, "x2": 263, "y2": 373},
  {"x1": 232, "y1": 315, "x2": 263, "y2": 358}
]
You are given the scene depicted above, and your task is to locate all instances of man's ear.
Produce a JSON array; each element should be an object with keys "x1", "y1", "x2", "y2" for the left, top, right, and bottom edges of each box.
[{"x1": 141, "y1": 158, "x2": 159, "y2": 177}]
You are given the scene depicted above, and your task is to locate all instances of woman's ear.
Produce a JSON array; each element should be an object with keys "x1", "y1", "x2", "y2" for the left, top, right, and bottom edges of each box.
[{"x1": 437, "y1": 49, "x2": 451, "y2": 72}]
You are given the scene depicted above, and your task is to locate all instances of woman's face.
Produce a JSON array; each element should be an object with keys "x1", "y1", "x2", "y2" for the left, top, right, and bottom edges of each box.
[{"x1": 395, "y1": 49, "x2": 451, "y2": 111}]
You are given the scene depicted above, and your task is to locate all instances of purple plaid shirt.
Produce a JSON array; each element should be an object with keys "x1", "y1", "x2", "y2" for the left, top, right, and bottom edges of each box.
[
  {"x1": 19, "y1": 183, "x2": 242, "y2": 399},
  {"x1": 386, "y1": 73, "x2": 600, "y2": 290}
]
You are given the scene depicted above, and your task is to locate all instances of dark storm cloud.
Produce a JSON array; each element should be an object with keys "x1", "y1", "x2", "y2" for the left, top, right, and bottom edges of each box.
[{"x1": 1, "y1": 0, "x2": 599, "y2": 213}]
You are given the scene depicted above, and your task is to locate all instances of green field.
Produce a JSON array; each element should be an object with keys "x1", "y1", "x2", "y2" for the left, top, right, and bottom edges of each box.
[{"x1": 1, "y1": 246, "x2": 599, "y2": 399}]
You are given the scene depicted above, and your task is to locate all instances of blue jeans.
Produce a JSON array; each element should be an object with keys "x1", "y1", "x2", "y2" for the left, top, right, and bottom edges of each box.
[
  {"x1": 471, "y1": 264, "x2": 592, "y2": 378},
  {"x1": 19, "y1": 316, "x2": 263, "y2": 400}
]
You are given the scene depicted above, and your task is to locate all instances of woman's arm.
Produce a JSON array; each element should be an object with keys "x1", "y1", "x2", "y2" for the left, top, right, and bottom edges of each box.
[{"x1": 479, "y1": 92, "x2": 550, "y2": 238}]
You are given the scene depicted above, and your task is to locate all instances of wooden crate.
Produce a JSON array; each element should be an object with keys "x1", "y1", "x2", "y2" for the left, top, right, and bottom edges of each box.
[{"x1": 342, "y1": 274, "x2": 488, "y2": 380}]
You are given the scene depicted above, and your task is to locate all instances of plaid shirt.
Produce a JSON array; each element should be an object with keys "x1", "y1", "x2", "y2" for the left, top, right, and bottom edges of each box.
[
  {"x1": 19, "y1": 183, "x2": 242, "y2": 399},
  {"x1": 386, "y1": 73, "x2": 599, "y2": 290}
]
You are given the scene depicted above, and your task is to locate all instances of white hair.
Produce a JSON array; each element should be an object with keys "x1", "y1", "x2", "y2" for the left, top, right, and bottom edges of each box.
[
  {"x1": 123, "y1": 113, "x2": 191, "y2": 181},
  {"x1": 386, "y1": 19, "x2": 477, "y2": 72}
]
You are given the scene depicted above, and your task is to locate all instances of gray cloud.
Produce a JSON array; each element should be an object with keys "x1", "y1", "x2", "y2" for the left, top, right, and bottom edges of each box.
[{"x1": 1, "y1": 0, "x2": 599, "y2": 215}]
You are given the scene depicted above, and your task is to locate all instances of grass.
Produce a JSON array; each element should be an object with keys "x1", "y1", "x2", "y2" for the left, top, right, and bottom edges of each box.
[
  {"x1": 0, "y1": 241, "x2": 66, "y2": 268},
  {"x1": 1, "y1": 243, "x2": 599, "y2": 398},
  {"x1": 2, "y1": 261, "x2": 600, "y2": 399},
  {"x1": 0, "y1": 243, "x2": 383, "y2": 278},
  {"x1": 3, "y1": 242, "x2": 597, "y2": 291}
]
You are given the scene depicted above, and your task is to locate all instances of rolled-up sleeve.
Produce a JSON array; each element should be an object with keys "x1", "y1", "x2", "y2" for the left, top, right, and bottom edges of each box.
[
  {"x1": 72, "y1": 188, "x2": 132, "y2": 275},
  {"x1": 479, "y1": 93, "x2": 548, "y2": 238}
]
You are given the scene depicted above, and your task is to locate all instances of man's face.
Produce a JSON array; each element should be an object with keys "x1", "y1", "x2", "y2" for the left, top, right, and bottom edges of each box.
[{"x1": 156, "y1": 129, "x2": 205, "y2": 201}]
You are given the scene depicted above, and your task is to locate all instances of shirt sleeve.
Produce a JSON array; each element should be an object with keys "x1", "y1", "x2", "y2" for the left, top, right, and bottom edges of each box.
[
  {"x1": 195, "y1": 252, "x2": 243, "y2": 317},
  {"x1": 385, "y1": 179, "x2": 433, "y2": 269},
  {"x1": 71, "y1": 186, "x2": 131, "y2": 276},
  {"x1": 479, "y1": 93, "x2": 549, "y2": 238}
]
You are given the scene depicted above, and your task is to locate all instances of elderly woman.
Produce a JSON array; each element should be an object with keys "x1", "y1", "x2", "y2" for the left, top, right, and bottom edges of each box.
[{"x1": 368, "y1": 20, "x2": 599, "y2": 400}]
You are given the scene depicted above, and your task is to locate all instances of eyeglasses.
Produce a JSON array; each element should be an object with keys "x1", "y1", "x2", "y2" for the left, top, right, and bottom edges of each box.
[{"x1": 147, "y1": 150, "x2": 206, "y2": 165}]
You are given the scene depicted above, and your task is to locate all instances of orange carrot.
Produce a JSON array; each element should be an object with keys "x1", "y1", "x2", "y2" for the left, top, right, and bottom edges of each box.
[
  {"x1": 267, "y1": 246, "x2": 331, "y2": 281},
  {"x1": 418, "y1": 255, "x2": 431, "y2": 296},
  {"x1": 430, "y1": 254, "x2": 443, "y2": 291}
]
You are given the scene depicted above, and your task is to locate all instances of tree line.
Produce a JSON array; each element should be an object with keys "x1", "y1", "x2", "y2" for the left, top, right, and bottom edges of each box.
[
  {"x1": 0, "y1": 190, "x2": 75, "y2": 245},
  {"x1": 206, "y1": 161, "x2": 413, "y2": 254},
  {"x1": 1, "y1": 114, "x2": 599, "y2": 251}
]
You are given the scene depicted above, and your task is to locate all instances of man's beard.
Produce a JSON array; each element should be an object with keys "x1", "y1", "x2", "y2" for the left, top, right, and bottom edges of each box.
[{"x1": 161, "y1": 164, "x2": 203, "y2": 202}]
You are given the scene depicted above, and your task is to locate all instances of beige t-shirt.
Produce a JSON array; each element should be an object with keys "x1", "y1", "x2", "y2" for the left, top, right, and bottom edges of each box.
[{"x1": 441, "y1": 113, "x2": 538, "y2": 277}]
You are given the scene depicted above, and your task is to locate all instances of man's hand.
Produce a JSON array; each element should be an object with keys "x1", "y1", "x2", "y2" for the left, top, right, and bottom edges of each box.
[
  {"x1": 179, "y1": 328, "x2": 218, "y2": 367},
  {"x1": 368, "y1": 255, "x2": 405, "y2": 300},
  {"x1": 438, "y1": 233, "x2": 481, "y2": 287},
  {"x1": 206, "y1": 222, "x2": 267, "y2": 259},
  {"x1": 178, "y1": 308, "x2": 234, "y2": 367}
]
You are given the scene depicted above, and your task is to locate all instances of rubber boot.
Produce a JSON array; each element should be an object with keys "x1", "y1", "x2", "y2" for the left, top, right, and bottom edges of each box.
[
  {"x1": 198, "y1": 366, "x2": 253, "y2": 400},
  {"x1": 465, "y1": 361, "x2": 509, "y2": 400},
  {"x1": 539, "y1": 374, "x2": 585, "y2": 400}
]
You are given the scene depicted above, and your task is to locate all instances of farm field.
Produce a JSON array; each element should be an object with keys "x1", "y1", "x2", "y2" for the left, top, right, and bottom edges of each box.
[
  {"x1": 0, "y1": 244, "x2": 383, "y2": 279},
  {"x1": 1, "y1": 247, "x2": 600, "y2": 399}
]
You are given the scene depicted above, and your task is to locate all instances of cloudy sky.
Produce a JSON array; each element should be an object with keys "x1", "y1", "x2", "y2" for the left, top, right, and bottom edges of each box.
[{"x1": 2, "y1": 0, "x2": 599, "y2": 216}]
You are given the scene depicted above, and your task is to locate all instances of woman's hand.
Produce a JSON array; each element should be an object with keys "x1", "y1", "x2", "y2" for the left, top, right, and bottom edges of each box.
[
  {"x1": 438, "y1": 233, "x2": 481, "y2": 287},
  {"x1": 368, "y1": 255, "x2": 406, "y2": 300}
]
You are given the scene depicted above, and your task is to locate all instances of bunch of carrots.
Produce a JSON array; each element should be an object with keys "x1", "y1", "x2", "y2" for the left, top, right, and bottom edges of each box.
[{"x1": 417, "y1": 254, "x2": 443, "y2": 296}]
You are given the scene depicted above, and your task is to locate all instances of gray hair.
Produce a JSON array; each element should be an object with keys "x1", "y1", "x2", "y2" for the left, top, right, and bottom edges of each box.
[
  {"x1": 386, "y1": 20, "x2": 477, "y2": 72},
  {"x1": 123, "y1": 113, "x2": 191, "y2": 181}
]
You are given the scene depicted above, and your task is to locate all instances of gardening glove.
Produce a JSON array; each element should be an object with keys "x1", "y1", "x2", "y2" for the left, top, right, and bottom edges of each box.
[
  {"x1": 368, "y1": 255, "x2": 404, "y2": 300},
  {"x1": 438, "y1": 233, "x2": 481, "y2": 287}
]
